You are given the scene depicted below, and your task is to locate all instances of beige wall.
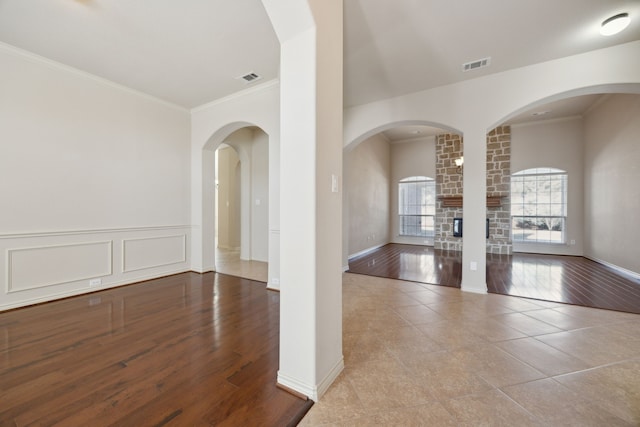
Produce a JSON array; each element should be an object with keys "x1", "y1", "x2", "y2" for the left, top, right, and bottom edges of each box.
[
  {"x1": 250, "y1": 129, "x2": 269, "y2": 262},
  {"x1": 216, "y1": 146, "x2": 241, "y2": 249},
  {"x1": 390, "y1": 137, "x2": 437, "y2": 245},
  {"x1": 215, "y1": 128, "x2": 270, "y2": 261},
  {"x1": 346, "y1": 134, "x2": 390, "y2": 257},
  {"x1": 511, "y1": 117, "x2": 584, "y2": 255},
  {"x1": 584, "y1": 94, "x2": 640, "y2": 275}
]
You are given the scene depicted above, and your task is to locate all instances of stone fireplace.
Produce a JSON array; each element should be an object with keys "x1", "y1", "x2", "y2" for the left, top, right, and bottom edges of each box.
[
  {"x1": 434, "y1": 127, "x2": 512, "y2": 254},
  {"x1": 434, "y1": 133, "x2": 463, "y2": 251},
  {"x1": 486, "y1": 126, "x2": 512, "y2": 254}
]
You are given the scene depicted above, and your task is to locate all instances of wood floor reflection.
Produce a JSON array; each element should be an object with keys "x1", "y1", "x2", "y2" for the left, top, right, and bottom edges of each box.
[
  {"x1": 0, "y1": 272, "x2": 312, "y2": 426},
  {"x1": 348, "y1": 244, "x2": 640, "y2": 314}
]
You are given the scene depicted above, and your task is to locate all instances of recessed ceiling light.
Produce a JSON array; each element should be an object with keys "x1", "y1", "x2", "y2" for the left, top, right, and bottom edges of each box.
[
  {"x1": 531, "y1": 111, "x2": 550, "y2": 117},
  {"x1": 600, "y1": 13, "x2": 630, "y2": 36}
]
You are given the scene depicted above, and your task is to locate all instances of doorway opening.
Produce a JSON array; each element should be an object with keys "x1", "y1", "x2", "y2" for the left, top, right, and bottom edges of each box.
[{"x1": 213, "y1": 127, "x2": 269, "y2": 282}]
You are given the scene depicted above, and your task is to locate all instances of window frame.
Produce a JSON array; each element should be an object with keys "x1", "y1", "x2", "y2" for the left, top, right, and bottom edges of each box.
[
  {"x1": 398, "y1": 176, "x2": 436, "y2": 238},
  {"x1": 511, "y1": 167, "x2": 568, "y2": 244}
]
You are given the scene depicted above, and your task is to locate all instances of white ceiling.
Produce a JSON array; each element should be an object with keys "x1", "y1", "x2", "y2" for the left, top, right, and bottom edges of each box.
[
  {"x1": 0, "y1": 0, "x2": 280, "y2": 108},
  {"x1": 504, "y1": 94, "x2": 605, "y2": 126},
  {"x1": 0, "y1": 0, "x2": 639, "y2": 109},
  {"x1": 381, "y1": 94, "x2": 605, "y2": 142},
  {"x1": 343, "y1": 0, "x2": 640, "y2": 108},
  {"x1": 382, "y1": 125, "x2": 443, "y2": 142}
]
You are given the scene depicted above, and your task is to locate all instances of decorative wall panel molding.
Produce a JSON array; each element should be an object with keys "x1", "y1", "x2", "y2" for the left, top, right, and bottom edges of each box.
[
  {"x1": 7, "y1": 241, "x2": 113, "y2": 292},
  {"x1": 122, "y1": 234, "x2": 186, "y2": 273},
  {"x1": 0, "y1": 225, "x2": 191, "y2": 240}
]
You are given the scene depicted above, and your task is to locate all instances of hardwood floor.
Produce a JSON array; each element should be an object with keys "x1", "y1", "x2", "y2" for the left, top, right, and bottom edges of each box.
[
  {"x1": 487, "y1": 252, "x2": 640, "y2": 314},
  {"x1": 347, "y1": 244, "x2": 461, "y2": 287},
  {"x1": 0, "y1": 272, "x2": 312, "y2": 426},
  {"x1": 348, "y1": 244, "x2": 640, "y2": 314}
]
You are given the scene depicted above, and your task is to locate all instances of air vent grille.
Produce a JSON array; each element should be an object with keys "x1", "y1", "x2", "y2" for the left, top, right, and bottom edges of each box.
[
  {"x1": 238, "y1": 72, "x2": 261, "y2": 83},
  {"x1": 462, "y1": 57, "x2": 491, "y2": 72}
]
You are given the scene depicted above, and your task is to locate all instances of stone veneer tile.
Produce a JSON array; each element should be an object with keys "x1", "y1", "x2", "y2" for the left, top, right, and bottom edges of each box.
[{"x1": 435, "y1": 127, "x2": 512, "y2": 254}]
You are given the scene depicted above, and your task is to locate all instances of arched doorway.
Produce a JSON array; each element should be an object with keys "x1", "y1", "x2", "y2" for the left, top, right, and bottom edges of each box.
[
  {"x1": 343, "y1": 120, "x2": 464, "y2": 286},
  {"x1": 200, "y1": 123, "x2": 274, "y2": 284},
  {"x1": 214, "y1": 128, "x2": 270, "y2": 282},
  {"x1": 483, "y1": 84, "x2": 640, "y2": 307}
]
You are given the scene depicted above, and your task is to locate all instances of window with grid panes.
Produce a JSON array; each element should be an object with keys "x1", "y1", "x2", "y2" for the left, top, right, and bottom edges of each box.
[
  {"x1": 511, "y1": 168, "x2": 567, "y2": 243},
  {"x1": 398, "y1": 176, "x2": 435, "y2": 237}
]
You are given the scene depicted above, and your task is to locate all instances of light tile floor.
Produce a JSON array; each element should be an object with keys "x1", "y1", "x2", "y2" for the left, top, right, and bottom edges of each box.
[
  {"x1": 214, "y1": 247, "x2": 268, "y2": 283},
  {"x1": 300, "y1": 273, "x2": 640, "y2": 426}
]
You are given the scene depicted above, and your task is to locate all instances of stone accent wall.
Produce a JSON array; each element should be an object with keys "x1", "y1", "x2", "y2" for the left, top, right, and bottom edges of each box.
[
  {"x1": 434, "y1": 129, "x2": 512, "y2": 254},
  {"x1": 435, "y1": 134, "x2": 463, "y2": 251},
  {"x1": 486, "y1": 126, "x2": 512, "y2": 254}
]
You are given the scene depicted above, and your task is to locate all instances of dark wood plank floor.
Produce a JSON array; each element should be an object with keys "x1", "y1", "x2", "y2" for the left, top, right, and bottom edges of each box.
[
  {"x1": 0, "y1": 272, "x2": 312, "y2": 427},
  {"x1": 348, "y1": 244, "x2": 640, "y2": 314},
  {"x1": 348, "y1": 244, "x2": 461, "y2": 287}
]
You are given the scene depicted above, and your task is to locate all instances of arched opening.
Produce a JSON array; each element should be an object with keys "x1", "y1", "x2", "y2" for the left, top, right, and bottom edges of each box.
[
  {"x1": 344, "y1": 121, "x2": 464, "y2": 287},
  {"x1": 214, "y1": 144, "x2": 242, "y2": 271},
  {"x1": 202, "y1": 123, "x2": 271, "y2": 283},
  {"x1": 483, "y1": 84, "x2": 640, "y2": 309}
]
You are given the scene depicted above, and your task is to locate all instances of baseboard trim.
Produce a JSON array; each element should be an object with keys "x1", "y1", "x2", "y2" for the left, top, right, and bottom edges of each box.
[
  {"x1": 277, "y1": 373, "x2": 315, "y2": 402},
  {"x1": 316, "y1": 356, "x2": 344, "y2": 400},
  {"x1": 461, "y1": 283, "x2": 488, "y2": 294},
  {"x1": 348, "y1": 243, "x2": 387, "y2": 260},
  {"x1": 0, "y1": 267, "x2": 190, "y2": 312},
  {"x1": 277, "y1": 355, "x2": 344, "y2": 402},
  {"x1": 276, "y1": 383, "x2": 308, "y2": 400},
  {"x1": 585, "y1": 256, "x2": 640, "y2": 281}
]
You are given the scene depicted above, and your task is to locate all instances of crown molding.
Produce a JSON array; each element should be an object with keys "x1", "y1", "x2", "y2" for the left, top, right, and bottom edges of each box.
[
  {"x1": 0, "y1": 41, "x2": 188, "y2": 112},
  {"x1": 191, "y1": 78, "x2": 280, "y2": 114}
]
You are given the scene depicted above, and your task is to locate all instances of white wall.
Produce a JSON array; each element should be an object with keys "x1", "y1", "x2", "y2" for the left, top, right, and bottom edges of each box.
[
  {"x1": 262, "y1": 0, "x2": 344, "y2": 401},
  {"x1": 250, "y1": 130, "x2": 269, "y2": 262},
  {"x1": 217, "y1": 127, "x2": 269, "y2": 262},
  {"x1": 0, "y1": 44, "x2": 191, "y2": 311},
  {"x1": 390, "y1": 136, "x2": 437, "y2": 246},
  {"x1": 511, "y1": 118, "x2": 584, "y2": 255},
  {"x1": 343, "y1": 40, "x2": 640, "y2": 293},
  {"x1": 346, "y1": 134, "x2": 390, "y2": 257},
  {"x1": 190, "y1": 81, "x2": 280, "y2": 287},
  {"x1": 216, "y1": 146, "x2": 241, "y2": 249},
  {"x1": 584, "y1": 94, "x2": 640, "y2": 275}
]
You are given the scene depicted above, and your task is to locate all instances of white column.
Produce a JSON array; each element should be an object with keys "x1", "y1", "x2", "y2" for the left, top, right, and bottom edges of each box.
[
  {"x1": 461, "y1": 127, "x2": 488, "y2": 293},
  {"x1": 261, "y1": 0, "x2": 344, "y2": 401},
  {"x1": 342, "y1": 154, "x2": 350, "y2": 271},
  {"x1": 240, "y1": 153, "x2": 251, "y2": 260},
  {"x1": 268, "y1": 128, "x2": 281, "y2": 289},
  {"x1": 191, "y1": 148, "x2": 217, "y2": 273}
]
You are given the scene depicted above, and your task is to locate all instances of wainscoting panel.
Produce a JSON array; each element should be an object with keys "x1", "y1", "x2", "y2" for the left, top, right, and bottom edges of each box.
[
  {"x1": 123, "y1": 234, "x2": 186, "y2": 273},
  {"x1": 7, "y1": 241, "x2": 112, "y2": 293},
  {"x1": 0, "y1": 226, "x2": 191, "y2": 311}
]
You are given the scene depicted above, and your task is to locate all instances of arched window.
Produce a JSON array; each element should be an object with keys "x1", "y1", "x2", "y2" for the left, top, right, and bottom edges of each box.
[
  {"x1": 511, "y1": 167, "x2": 567, "y2": 243},
  {"x1": 398, "y1": 176, "x2": 435, "y2": 237}
]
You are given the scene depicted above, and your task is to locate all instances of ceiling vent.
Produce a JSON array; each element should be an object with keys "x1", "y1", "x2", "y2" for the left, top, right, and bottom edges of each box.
[
  {"x1": 462, "y1": 57, "x2": 491, "y2": 72},
  {"x1": 238, "y1": 72, "x2": 262, "y2": 84}
]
